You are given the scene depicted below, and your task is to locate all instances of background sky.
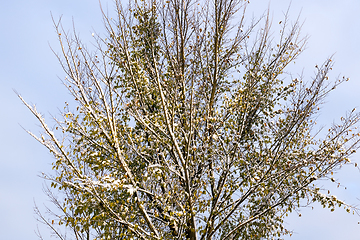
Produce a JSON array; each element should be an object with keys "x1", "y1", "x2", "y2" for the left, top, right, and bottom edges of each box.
[{"x1": 1, "y1": 0, "x2": 360, "y2": 239}]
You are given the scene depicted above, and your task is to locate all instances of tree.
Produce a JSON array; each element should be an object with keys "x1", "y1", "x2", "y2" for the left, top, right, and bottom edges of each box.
[{"x1": 20, "y1": 0, "x2": 360, "y2": 239}]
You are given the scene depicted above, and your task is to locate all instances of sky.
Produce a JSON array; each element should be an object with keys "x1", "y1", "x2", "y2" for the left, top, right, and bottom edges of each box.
[{"x1": 0, "y1": 0, "x2": 360, "y2": 239}]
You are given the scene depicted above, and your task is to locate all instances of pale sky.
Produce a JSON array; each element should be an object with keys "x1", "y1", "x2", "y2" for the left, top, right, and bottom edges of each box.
[{"x1": 1, "y1": 1, "x2": 360, "y2": 239}]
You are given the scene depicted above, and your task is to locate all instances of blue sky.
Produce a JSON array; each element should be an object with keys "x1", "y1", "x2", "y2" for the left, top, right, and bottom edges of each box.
[{"x1": 1, "y1": 0, "x2": 360, "y2": 239}]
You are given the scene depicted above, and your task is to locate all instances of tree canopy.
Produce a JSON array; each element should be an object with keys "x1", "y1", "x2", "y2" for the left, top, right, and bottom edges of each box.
[{"x1": 21, "y1": 0, "x2": 360, "y2": 239}]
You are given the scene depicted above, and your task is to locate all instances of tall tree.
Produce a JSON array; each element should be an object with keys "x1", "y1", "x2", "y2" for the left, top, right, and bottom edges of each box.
[{"x1": 21, "y1": 0, "x2": 360, "y2": 239}]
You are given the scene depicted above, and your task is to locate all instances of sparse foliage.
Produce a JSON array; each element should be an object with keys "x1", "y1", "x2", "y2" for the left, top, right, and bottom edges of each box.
[{"x1": 21, "y1": 0, "x2": 360, "y2": 239}]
